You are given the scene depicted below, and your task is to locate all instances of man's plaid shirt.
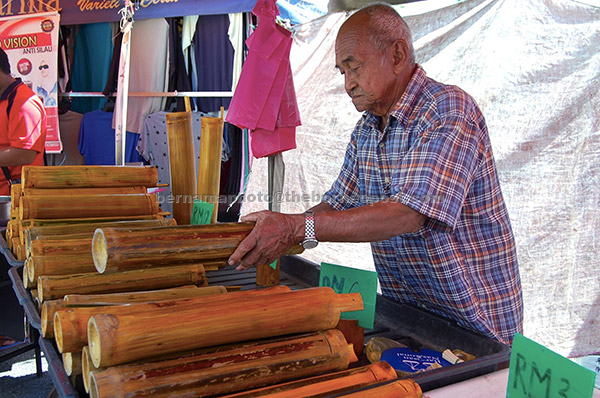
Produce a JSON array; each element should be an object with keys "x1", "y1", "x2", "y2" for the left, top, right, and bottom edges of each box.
[{"x1": 324, "y1": 66, "x2": 523, "y2": 345}]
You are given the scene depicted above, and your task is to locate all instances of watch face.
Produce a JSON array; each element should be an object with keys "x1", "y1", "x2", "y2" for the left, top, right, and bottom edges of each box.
[{"x1": 302, "y1": 239, "x2": 318, "y2": 249}]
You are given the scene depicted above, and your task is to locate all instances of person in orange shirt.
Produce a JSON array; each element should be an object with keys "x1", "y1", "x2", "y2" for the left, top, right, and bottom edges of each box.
[{"x1": 0, "y1": 47, "x2": 46, "y2": 196}]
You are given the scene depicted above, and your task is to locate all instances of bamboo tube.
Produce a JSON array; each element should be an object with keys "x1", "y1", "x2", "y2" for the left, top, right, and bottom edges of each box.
[
  {"x1": 257, "y1": 260, "x2": 280, "y2": 287},
  {"x1": 88, "y1": 330, "x2": 356, "y2": 398},
  {"x1": 63, "y1": 351, "x2": 83, "y2": 376},
  {"x1": 92, "y1": 222, "x2": 253, "y2": 273},
  {"x1": 41, "y1": 299, "x2": 65, "y2": 338},
  {"x1": 24, "y1": 218, "x2": 176, "y2": 247},
  {"x1": 38, "y1": 264, "x2": 207, "y2": 302},
  {"x1": 54, "y1": 286, "x2": 290, "y2": 352},
  {"x1": 22, "y1": 258, "x2": 33, "y2": 289},
  {"x1": 336, "y1": 379, "x2": 423, "y2": 398},
  {"x1": 55, "y1": 286, "x2": 290, "y2": 353},
  {"x1": 15, "y1": 242, "x2": 26, "y2": 261},
  {"x1": 20, "y1": 194, "x2": 159, "y2": 220},
  {"x1": 7, "y1": 221, "x2": 19, "y2": 243},
  {"x1": 223, "y1": 362, "x2": 398, "y2": 398},
  {"x1": 29, "y1": 254, "x2": 96, "y2": 282},
  {"x1": 197, "y1": 117, "x2": 224, "y2": 224},
  {"x1": 82, "y1": 346, "x2": 99, "y2": 394},
  {"x1": 23, "y1": 186, "x2": 147, "y2": 196},
  {"x1": 166, "y1": 111, "x2": 197, "y2": 225},
  {"x1": 88, "y1": 287, "x2": 363, "y2": 367},
  {"x1": 63, "y1": 285, "x2": 228, "y2": 305},
  {"x1": 10, "y1": 183, "x2": 21, "y2": 218},
  {"x1": 28, "y1": 238, "x2": 93, "y2": 258},
  {"x1": 20, "y1": 165, "x2": 158, "y2": 189},
  {"x1": 19, "y1": 216, "x2": 170, "y2": 245}
]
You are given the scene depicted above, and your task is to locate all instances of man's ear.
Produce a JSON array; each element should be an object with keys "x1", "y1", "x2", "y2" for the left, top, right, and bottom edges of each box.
[{"x1": 392, "y1": 39, "x2": 410, "y2": 73}]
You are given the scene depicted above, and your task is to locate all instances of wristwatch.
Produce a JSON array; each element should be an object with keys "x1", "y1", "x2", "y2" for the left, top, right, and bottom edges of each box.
[{"x1": 301, "y1": 210, "x2": 318, "y2": 249}]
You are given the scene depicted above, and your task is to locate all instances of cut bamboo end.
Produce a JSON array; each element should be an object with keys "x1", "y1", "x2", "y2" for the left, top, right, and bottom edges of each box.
[
  {"x1": 63, "y1": 351, "x2": 82, "y2": 376},
  {"x1": 88, "y1": 314, "x2": 113, "y2": 369},
  {"x1": 41, "y1": 299, "x2": 64, "y2": 338},
  {"x1": 92, "y1": 228, "x2": 107, "y2": 273},
  {"x1": 81, "y1": 346, "x2": 95, "y2": 393},
  {"x1": 333, "y1": 292, "x2": 364, "y2": 313},
  {"x1": 54, "y1": 311, "x2": 66, "y2": 353},
  {"x1": 25, "y1": 257, "x2": 35, "y2": 284}
]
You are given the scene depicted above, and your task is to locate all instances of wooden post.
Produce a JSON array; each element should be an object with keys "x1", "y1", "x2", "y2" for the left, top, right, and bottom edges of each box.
[
  {"x1": 89, "y1": 330, "x2": 356, "y2": 398},
  {"x1": 88, "y1": 287, "x2": 363, "y2": 368},
  {"x1": 166, "y1": 111, "x2": 197, "y2": 225}
]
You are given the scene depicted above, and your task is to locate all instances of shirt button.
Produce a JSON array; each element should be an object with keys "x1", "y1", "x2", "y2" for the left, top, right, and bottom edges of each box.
[
  {"x1": 379, "y1": 142, "x2": 384, "y2": 149},
  {"x1": 384, "y1": 177, "x2": 390, "y2": 184}
]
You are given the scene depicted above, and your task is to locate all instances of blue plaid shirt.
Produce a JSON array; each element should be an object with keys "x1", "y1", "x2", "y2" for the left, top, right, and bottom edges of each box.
[{"x1": 324, "y1": 66, "x2": 523, "y2": 345}]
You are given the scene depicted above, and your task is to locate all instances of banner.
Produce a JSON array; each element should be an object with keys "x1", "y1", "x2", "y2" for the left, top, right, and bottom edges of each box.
[
  {"x1": 0, "y1": 0, "x2": 257, "y2": 25},
  {"x1": 0, "y1": 12, "x2": 62, "y2": 153}
]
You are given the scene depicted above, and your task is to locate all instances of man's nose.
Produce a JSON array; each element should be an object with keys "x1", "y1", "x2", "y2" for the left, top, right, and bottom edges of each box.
[{"x1": 344, "y1": 73, "x2": 356, "y2": 94}]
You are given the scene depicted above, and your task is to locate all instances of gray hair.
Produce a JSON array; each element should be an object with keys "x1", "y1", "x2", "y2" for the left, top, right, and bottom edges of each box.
[{"x1": 358, "y1": 2, "x2": 415, "y2": 64}]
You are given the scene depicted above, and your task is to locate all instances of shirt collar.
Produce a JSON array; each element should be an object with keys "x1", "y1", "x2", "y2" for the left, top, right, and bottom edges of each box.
[
  {"x1": 390, "y1": 64, "x2": 427, "y2": 128},
  {"x1": 0, "y1": 77, "x2": 23, "y2": 101}
]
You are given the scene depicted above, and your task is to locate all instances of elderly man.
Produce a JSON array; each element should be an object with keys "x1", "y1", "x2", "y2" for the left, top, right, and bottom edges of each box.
[
  {"x1": 229, "y1": 3, "x2": 523, "y2": 345},
  {"x1": 0, "y1": 48, "x2": 47, "y2": 196}
]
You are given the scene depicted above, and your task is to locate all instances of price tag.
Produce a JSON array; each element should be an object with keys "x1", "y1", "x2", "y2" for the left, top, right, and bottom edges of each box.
[
  {"x1": 319, "y1": 262, "x2": 377, "y2": 329},
  {"x1": 507, "y1": 333, "x2": 596, "y2": 398},
  {"x1": 191, "y1": 199, "x2": 214, "y2": 225}
]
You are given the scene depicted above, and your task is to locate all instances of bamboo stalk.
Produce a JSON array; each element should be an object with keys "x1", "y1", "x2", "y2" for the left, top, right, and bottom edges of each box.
[
  {"x1": 82, "y1": 346, "x2": 100, "y2": 394},
  {"x1": 41, "y1": 299, "x2": 65, "y2": 338},
  {"x1": 335, "y1": 379, "x2": 423, "y2": 398},
  {"x1": 89, "y1": 330, "x2": 356, "y2": 398},
  {"x1": 166, "y1": 111, "x2": 197, "y2": 225},
  {"x1": 197, "y1": 117, "x2": 224, "y2": 223},
  {"x1": 23, "y1": 186, "x2": 147, "y2": 196},
  {"x1": 29, "y1": 254, "x2": 96, "y2": 282},
  {"x1": 63, "y1": 351, "x2": 83, "y2": 376},
  {"x1": 222, "y1": 362, "x2": 398, "y2": 398},
  {"x1": 28, "y1": 238, "x2": 93, "y2": 257},
  {"x1": 24, "y1": 218, "x2": 176, "y2": 247},
  {"x1": 92, "y1": 223, "x2": 254, "y2": 273},
  {"x1": 10, "y1": 183, "x2": 21, "y2": 219},
  {"x1": 20, "y1": 194, "x2": 159, "y2": 220},
  {"x1": 20, "y1": 165, "x2": 158, "y2": 189},
  {"x1": 15, "y1": 242, "x2": 26, "y2": 261},
  {"x1": 55, "y1": 286, "x2": 290, "y2": 353},
  {"x1": 88, "y1": 287, "x2": 363, "y2": 367},
  {"x1": 63, "y1": 285, "x2": 228, "y2": 305},
  {"x1": 257, "y1": 260, "x2": 280, "y2": 287},
  {"x1": 22, "y1": 258, "x2": 31, "y2": 288},
  {"x1": 38, "y1": 264, "x2": 207, "y2": 302}
]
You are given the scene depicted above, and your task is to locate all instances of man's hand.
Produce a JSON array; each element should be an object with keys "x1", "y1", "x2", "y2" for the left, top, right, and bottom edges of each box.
[{"x1": 228, "y1": 210, "x2": 304, "y2": 271}]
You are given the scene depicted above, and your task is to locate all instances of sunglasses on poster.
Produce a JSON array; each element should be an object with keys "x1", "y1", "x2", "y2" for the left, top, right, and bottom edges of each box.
[{"x1": 39, "y1": 64, "x2": 49, "y2": 70}]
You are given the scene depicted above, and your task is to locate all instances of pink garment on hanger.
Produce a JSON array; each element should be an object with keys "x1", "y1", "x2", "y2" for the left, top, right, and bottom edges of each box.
[{"x1": 226, "y1": 0, "x2": 300, "y2": 158}]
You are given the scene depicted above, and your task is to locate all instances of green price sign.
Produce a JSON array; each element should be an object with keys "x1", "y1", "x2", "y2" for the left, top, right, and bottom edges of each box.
[
  {"x1": 191, "y1": 199, "x2": 214, "y2": 225},
  {"x1": 319, "y1": 262, "x2": 377, "y2": 329},
  {"x1": 507, "y1": 333, "x2": 596, "y2": 398}
]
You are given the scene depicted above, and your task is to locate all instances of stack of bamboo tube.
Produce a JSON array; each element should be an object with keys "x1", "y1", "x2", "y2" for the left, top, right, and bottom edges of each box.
[{"x1": 6, "y1": 165, "x2": 163, "y2": 261}]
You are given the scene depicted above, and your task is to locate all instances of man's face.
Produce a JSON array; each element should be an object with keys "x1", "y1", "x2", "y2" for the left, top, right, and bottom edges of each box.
[
  {"x1": 335, "y1": 27, "x2": 396, "y2": 117},
  {"x1": 39, "y1": 62, "x2": 49, "y2": 78}
]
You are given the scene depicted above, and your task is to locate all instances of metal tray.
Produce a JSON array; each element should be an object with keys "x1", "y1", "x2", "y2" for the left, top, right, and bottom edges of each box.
[{"x1": 6, "y1": 254, "x2": 510, "y2": 396}]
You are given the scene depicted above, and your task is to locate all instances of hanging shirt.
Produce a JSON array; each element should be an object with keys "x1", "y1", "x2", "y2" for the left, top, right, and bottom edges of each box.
[
  {"x1": 78, "y1": 110, "x2": 142, "y2": 165},
  {"x1": 70, "y1": 23, "x2": 113, "y2": 114},
  {"x1": 192, "y1": 14, "x2": 235, "y2": 112},
  {"x1": 116, "y1": 18, "x2": 170, "y2": 134}
]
